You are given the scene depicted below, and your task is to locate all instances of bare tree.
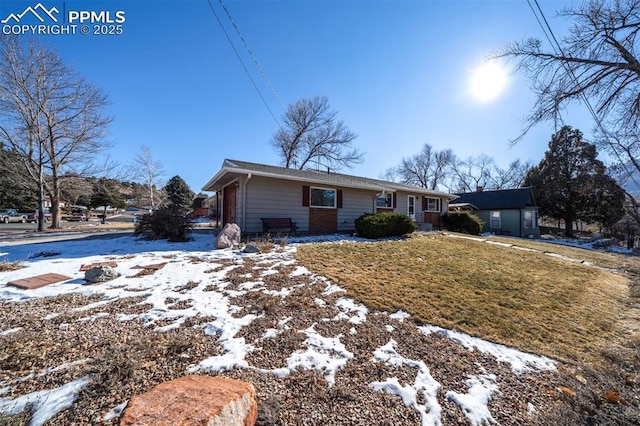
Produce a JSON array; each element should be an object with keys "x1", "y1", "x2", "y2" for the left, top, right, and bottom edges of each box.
[
  {"x1": 486, "y1": 159, "x2": 532, "y2": 189},
  {"x1": 498, "y1": 1, "x2": 640, "y2": 136},
  {"x1": 129, "y1": 145, "x2": 165, "y2": 210},
  {"x1": 0, "y1": 36, "x2": 112, "y2": 229},
  {"x1": 450, "y1": 155, "x2": 495, "y2": 193},
  {"x1": 497, "y1": 0, "x2": 640, "y2": 203},
  {"x1": 271, "y1": 96, "x2": 363, "y2": 170},
  {"x1": 397, "y1": 144, "x2": 453, "y2": 190},
  {"x1": 380, "y1": 167, "x2": 400, "y2": 182}
]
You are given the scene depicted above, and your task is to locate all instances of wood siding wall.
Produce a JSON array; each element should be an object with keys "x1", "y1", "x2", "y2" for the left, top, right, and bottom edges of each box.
[
  {"x1": 240, "y1": 176, "x2": 377, "y2": 233},
  {"x1": 337, "y1": 187, "x2": 376, "y2": 231},
  {"x1": 476, "y1": 208, "x2": 540, "y2": 238},
  {"x1": 393, "y1": 192, "x2": 447, "y2": 226},
  {"x1": 237, "y1": 175, "x2": 450, "y2": 233}
]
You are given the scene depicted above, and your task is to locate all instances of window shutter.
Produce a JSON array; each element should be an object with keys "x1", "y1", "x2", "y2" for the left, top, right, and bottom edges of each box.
[
  {"x1": 337, "y1": 189, "x2": 343, "y2": 208},
  {"x1": 392, "y1": 193, "x2": 397, "y2": 208},
  {"x1": 422, "y1": 197, "x2": 427, "y2": 211},
  {"x1": 302, "y1": 186, "x2": 310, "y2": 207}
]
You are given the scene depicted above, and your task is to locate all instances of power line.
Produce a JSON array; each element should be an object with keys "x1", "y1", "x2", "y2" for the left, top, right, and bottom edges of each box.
[
  {"x1": 205, "y1": 0, "x2": 281, "y2": 126},
  {"x1": 527, "y1": 0, "x2": 640, "y2": 191},
  {"x1": 218, "y1": 0, "x2": 286, "y2": 111}
]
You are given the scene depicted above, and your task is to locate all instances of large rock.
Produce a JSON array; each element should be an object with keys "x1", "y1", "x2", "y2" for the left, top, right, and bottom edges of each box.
[
  {"x1": 120, "y1": 375, "x2": 257, "y2": 426},
  {"x1": 216, "y1": 223, "x2": 241, "y2": 249},
  {"x1": 84, "y1": 265, "x2": 119, "y2": 283}
]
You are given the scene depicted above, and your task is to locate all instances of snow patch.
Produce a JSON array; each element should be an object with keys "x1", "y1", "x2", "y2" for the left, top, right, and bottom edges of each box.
[
  {"x1": 371, "y1": 339, "x2": 442, "y2": 426},
  {"x1": 0, "y1": 377, "x2": 89, "y2": 426},
  {"x1": 322, "y1": 283, "x2": 346, "y2": 295},
  {"x1": 289, "y1": 266, "x2": 310, "y2": 277},
  {"x1": 103, "y1": 400, "x2": 128, "y2": 421},
  {"x1": 190, "y1": 313, "x2": 259, "y2": 373},
  {"x1": 332, "y1": 297, "x2": 368, "y2": 324},
  {"x1": 389, "y1": 310, "x2": 411, "y2": 322},
  {"x1": 419, "y1": 325, "x2": 557, "y2": 373},
  {"x1": 265, "y1": 324, "x2": 353, "y2": 387},
  {"x1": 77, "y1": 312, "x2": 109, "y2": 322},
  {"x1": 446, "y1": 374, "x2": 499, "y2": 426}
]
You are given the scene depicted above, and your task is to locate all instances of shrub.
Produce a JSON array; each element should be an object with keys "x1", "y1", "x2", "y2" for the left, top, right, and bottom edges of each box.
[
  {"x1": 134, "y1": 207, "x2": 192, "y2": 242},
  {"x1": 0, "y1": 260, "x2": 24, "y2": 272},
  {"x1": 355, "y1": 212, "x2": 417, "y2": 239},
  {"x1": 442, "y1": 212, "x2": 483, "y2": 235}
]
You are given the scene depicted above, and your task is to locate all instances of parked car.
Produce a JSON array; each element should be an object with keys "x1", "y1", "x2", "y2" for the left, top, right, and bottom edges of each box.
[
  {"x1": 67, "y1": 212, "x2": 87, "y2": 221},
  {"x1": 25, "y1": 209, "x2": 52, "y2": 223},
  {"x1": 0, "y1": 208, "x2": 27, "y2": 224}
]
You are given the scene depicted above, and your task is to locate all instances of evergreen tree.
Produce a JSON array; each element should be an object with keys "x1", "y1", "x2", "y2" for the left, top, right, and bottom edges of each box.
[
  {"x1": 164, "y1": 175, "x2": 194, "y2": 213},
  {"x1": 91, "y1": 178, "x2": 126, "y2": 220},
  {"x1": 524, "y1": 126, "x2": 624, "y2": 236}
]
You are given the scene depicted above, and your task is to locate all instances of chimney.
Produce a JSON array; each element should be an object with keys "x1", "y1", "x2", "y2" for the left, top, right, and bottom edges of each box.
[{"x1": 476, "y1": 186, "x2": 484, "y2": 192}]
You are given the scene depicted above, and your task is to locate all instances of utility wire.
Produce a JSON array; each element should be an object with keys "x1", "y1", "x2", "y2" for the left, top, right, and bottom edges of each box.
[
  {"x1": 205, "y1": 0, "x2": 281, "y2": 126},
  {"x1": 527, "y1": 0, "x2": 640, "y2": 191},
  {"x1": 218, "y1": 0, "x2": 287, "y2": 111}
]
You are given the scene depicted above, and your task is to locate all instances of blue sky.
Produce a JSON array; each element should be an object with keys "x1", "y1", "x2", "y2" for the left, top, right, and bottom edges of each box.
[{"x1": 1, "y1": 0, "x2": 592, "y2": 193}]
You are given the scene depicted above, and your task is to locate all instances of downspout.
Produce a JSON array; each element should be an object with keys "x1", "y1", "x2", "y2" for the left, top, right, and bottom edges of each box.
[
  {"x1": 519, "y1": 209, "x2": 522, "y2": 237},
  {"x1": 242, "y1": 173, "x2": 252, "y2": 230}
]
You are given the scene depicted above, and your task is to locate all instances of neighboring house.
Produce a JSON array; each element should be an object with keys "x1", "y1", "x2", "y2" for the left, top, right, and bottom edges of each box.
[
  {"x1": 189, "y1": 195, "x2": 210, "y2": 219},
  {"x1": 202, "y1": 159, "x2": 457, "y2": 234},
  {"x1": 449, "y1": 187, "x2": 540, "y2": 238}
]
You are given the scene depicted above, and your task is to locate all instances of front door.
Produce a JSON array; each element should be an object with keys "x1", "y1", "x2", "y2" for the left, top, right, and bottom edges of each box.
[
  {"x1": 223, "y1": 183, "x2": 237, "y2": 225},
  {"x1": 408, "y1": 195, "x2": 415, "y2": 220}
]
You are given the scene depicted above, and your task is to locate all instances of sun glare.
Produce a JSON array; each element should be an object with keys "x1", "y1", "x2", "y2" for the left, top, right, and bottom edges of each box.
[{"x1": 469, "y1": 60, "x2": 509, "y2": 102}]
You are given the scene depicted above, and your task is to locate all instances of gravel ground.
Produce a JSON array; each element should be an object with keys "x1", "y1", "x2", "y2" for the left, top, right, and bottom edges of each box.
[{"x1": 0, "y1": 248, "x2": 638, "y2": 425}]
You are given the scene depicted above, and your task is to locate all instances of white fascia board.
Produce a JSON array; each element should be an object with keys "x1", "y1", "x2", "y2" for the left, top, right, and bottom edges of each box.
[
  {"x1": 203, "y1": 165, "x2": 458, "y2": 200},
  {"x1": 207, "y1": 166, "x2": 390, "y2": 192},
  {"x1": 201, "y1": 167, "x2": 232, "y2": 191}
]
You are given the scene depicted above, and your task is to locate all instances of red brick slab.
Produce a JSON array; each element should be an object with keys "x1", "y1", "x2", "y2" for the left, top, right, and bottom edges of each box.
[
  {"x1": 131, "y1": 263, "x2": 166, "y2": 270},
  {"x1": 7, "y1": 273, "x2": 72, "y2": 290},
  {"x1": 79, "y1": 261, "x2": 117, "y2": 271}
]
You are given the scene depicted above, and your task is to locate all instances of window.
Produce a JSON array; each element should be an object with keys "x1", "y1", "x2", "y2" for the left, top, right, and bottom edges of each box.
[
  {"x1": 490, "y1": 211, "x2": 501, "y2": 228},
  {"x1": 376, "y1": 193, "x2": 393, "y2": 208},
  {"x1": 524, "y1": 211, "x2": 536, "y2": 228},
  {"x1": 310, "y1": 187, "x2": 336, "y2": 208},
  {"x1": 425, "y1": 197, "x2": 440, "y2": 212}
]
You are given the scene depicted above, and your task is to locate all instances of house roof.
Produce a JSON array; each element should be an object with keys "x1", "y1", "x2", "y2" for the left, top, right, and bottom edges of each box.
[
  {"x1": 452, "y1": 187, "x2": 537, "y2": 210},
  {"x1": 202, "y1": 159, "x2": 457, "y2": 199},
  {"x1": 448, "y1": 202, "x2": 478, "y2": 210}
]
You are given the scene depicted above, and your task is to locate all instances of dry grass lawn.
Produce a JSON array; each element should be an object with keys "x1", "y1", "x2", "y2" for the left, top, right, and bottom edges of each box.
[
  {"x1": 296, "y1": 233, "x2": 635, "y2": 365},
  {"x1": 487, "y1": 235, "x2": 640, "y2": 272}
]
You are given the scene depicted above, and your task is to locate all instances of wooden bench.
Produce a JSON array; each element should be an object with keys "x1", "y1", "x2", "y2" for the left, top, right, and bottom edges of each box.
[{"x1": 261, "y1": 217, "x2": 297, "y2": 234}]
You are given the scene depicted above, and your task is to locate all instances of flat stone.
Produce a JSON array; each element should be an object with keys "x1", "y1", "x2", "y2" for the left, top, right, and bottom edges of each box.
[
  {"x1": 120, "y1": 375, "x2": 257, "y2": 426},
  {"x1": 79, "y1": 261, "x2": 117, "y2": 271},
  {"x1": 131, "y1": 262, "x2": 167, "y2": 270},
  {"x1": 7, "y1": 273, "x2": 71, "y2": 290}
]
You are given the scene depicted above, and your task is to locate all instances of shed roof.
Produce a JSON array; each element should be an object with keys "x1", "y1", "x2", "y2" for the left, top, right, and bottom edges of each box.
[
  {"x1": 453, "y1": 188, "x2": 537, "y2": 210},
  {"x1": 202, "y1": 159, "x2": 457, "y2": 199}
]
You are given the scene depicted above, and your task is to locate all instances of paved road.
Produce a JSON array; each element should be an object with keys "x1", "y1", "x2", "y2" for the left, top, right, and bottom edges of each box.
[
  {"x1": 0, "y1": 214, "x2": 214, "y2": 246},
  {"x1": 0, "y1": 214, "x2": 136, "y2": 235}
]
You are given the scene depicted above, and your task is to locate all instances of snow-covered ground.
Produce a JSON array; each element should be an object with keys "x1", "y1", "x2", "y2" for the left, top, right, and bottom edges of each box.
[{"x1": 0, "y1": 232, "x2": 558, "y2": 425}]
